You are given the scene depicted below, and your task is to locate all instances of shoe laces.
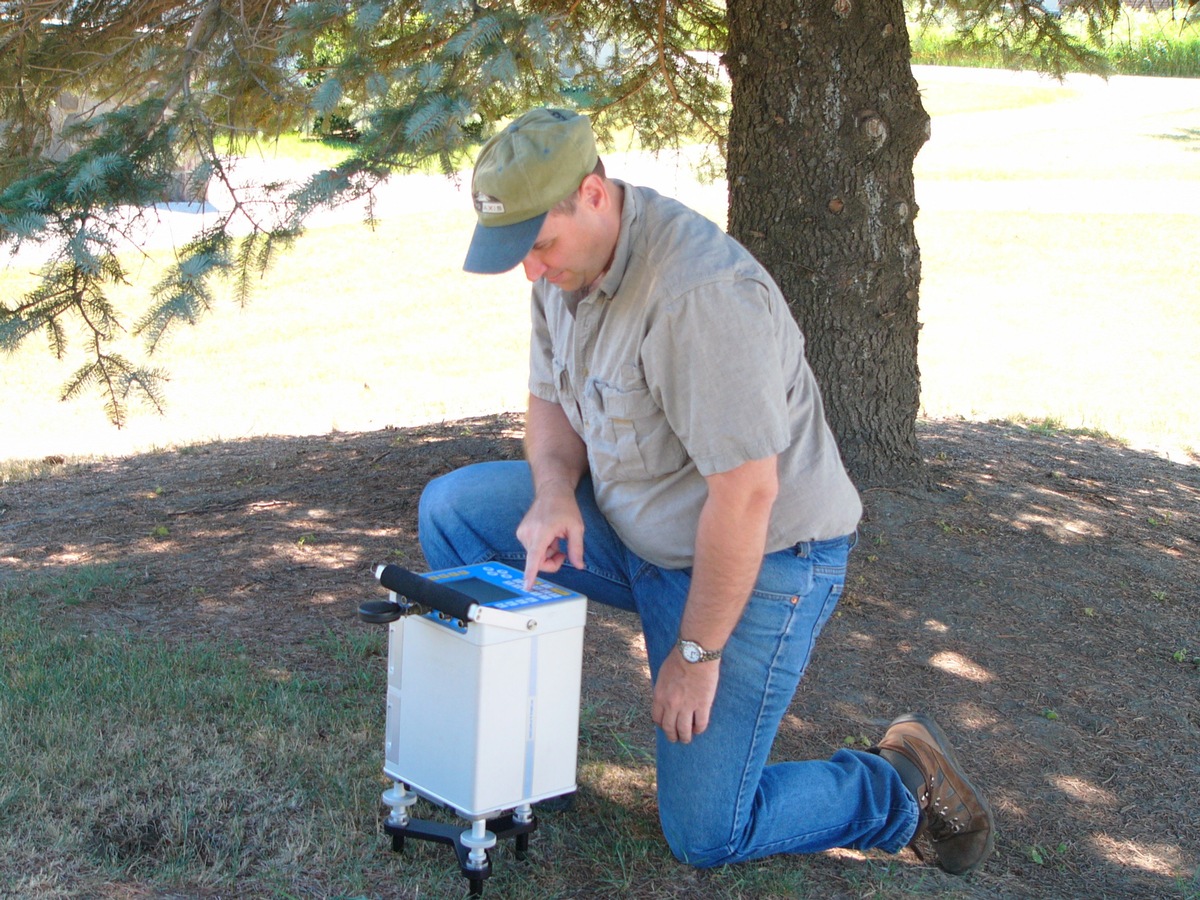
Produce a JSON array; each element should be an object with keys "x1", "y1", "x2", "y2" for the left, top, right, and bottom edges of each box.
[{"x1": 921, "y1": 774, "x2": 969, "y2": 839}]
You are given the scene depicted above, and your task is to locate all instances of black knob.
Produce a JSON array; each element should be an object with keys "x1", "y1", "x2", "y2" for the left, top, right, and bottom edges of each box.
[{"x1": 358, "y1": 598, "x2": 404, "y2": 624}]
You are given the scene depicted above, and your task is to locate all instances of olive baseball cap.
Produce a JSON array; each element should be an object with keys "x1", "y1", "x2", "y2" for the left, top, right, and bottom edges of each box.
[{"x1": 463, "y1": 108, "x2": 599, "y2": 274}]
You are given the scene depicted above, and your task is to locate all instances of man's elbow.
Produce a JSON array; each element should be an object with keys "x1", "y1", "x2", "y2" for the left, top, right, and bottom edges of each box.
[{"x1": 708, "y1": 455, "x2": 780, "y2": 512}]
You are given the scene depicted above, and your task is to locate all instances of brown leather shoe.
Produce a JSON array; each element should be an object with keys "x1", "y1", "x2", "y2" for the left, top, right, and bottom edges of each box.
[{"x1": 876, "y1": 712, "x2": 995, "y2": 875}]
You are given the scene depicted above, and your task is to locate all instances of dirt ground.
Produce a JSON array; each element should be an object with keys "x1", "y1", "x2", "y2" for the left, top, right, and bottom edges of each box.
[{"x1": 1, "y1": 414, "x2": 1197, "y2": 898}]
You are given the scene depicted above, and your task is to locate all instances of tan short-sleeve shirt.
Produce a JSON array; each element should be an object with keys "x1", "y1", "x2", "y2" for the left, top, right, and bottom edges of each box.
[{"x1": 529, "y1": 182, "x2": 861, "y2": 569}]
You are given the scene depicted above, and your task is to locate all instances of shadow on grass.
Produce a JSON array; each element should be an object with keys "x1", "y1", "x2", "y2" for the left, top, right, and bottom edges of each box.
[
  {"x1": 1155, "y1": 126, "x2": 1200, "y2": 148},
  {"x1": 1, "y1": 414, "x2": 1196, "y2": 898}
]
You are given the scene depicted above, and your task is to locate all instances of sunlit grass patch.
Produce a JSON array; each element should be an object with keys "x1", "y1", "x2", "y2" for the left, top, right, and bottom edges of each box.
[{"x1": 917, "y1": 209, "x2": 1200, "y2": 452}]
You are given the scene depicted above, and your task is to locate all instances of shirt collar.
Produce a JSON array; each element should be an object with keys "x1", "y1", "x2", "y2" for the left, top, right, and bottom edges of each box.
[{"x1": 593, "y1": 179, "x2": 636, "y2": 299}]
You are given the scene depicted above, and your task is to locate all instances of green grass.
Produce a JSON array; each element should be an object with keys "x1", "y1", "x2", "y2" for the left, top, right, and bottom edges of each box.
[
  {"x1": 6, "y1": 562, "x2": 135, "y2": 606},
  {"x1": 0, "y1": 569, "x2": 392, "y2": 896},
  {"x1": 214, "y1": 128, "x2": 484, "y2": 175},
  {"x1": 997, "y1": 414, "x2": 1120, "y2": 442},
  {"x1": 909, "y1": 9, "x2": 1200, "y2": 78},
  {"x1": 1107, "y1": 30, "x2": 1200, "y2": 77},
  {"x1": 1095, "y1": 11, "x2": 1200, "y2": 77},
  {"x1": 215, "y1": 131, "x2": 359, "y2": 168},
  {"x1": 916, "y1": 79, "x2": 1072, "y2": 118}
]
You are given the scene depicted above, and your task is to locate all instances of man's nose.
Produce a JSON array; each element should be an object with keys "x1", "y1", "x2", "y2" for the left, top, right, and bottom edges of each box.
[{"x1": 522, "y1": 254, "x2": 546, "y2": 282}]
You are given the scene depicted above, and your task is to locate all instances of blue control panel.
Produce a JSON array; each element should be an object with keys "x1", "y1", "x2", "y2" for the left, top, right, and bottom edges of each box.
[{"x1": 423, "y1": 562, "x2": 584, "y2": 612}]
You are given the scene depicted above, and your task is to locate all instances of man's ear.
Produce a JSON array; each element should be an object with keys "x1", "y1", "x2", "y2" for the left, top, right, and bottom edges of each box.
[{"x1": 578, "y1": 172, "x2": 607, "y2": 212}]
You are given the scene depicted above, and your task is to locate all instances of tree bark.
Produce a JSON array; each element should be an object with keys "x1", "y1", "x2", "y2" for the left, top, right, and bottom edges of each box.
[{"x1": 724, "y1": 0, "x2": 930, "y2": 487}]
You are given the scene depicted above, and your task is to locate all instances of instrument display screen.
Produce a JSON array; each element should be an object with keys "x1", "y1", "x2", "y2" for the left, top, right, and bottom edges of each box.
[{"x1": 448, "y1": 576, "x2": 523, "y2": 605}]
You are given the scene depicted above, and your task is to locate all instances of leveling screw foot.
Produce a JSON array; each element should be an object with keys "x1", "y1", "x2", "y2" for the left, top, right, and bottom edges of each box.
[{"x1": 381, "y1": 807, "x2": 539, "y2": 896}]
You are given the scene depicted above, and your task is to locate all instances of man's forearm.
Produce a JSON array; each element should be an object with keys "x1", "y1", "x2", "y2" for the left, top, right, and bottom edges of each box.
[
  {"x1": 678, "y1": 456, "x2": 780, "y2": 652},
  {"x1": 651, "y1": 455, "x2": 779, "y2": 742},
  {"x1": 524, "y1": 393, "x2": 588, "y2": 494}
]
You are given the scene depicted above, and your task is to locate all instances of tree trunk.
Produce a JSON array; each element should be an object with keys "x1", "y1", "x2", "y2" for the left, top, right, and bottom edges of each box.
[{"x1": 724, "y1": 0, "x2": 929, "y2": 487}]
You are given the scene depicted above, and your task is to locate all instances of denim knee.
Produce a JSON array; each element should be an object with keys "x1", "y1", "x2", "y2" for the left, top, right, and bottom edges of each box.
[
  {"x1": 416, "y1": 468, "x2": 454, "y2": 528},
  {"x1": 417, "y1": 461, "x2": 532, "y2": 570},
  {"x1": 659, "y1": 800, "x2": 740, "y2": 869},
  {"x1": 417, "y1": 462, "x2": 519, "y2": 533},
  {"x1": 663, "y1": 832, "x2": 725, "y2": 869},
  {"x1": 416, "y1": 470, "x2": 456, "y2": 546}
]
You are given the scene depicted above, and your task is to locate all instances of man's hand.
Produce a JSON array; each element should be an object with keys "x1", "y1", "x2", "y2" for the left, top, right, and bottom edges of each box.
[
  {"x1": 516, "y1": 484, "x2": 585, "y2": 589},
  {"x1": 521, "y1": 394, "x2": 589, "y2": 589},
  {"x1": 652, "y1": 649, "x2": 721, "y2": 744}
]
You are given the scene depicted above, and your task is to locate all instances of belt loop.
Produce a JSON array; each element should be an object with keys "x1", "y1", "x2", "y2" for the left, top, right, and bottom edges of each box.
[{"x1": 794, "y1": 533, "x2": 856, "y2": 557}]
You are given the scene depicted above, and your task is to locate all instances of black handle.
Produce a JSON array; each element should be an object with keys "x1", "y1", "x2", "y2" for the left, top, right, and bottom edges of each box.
[{"x1": 376, "y1": 564, "x2": 477, "y2": 622}]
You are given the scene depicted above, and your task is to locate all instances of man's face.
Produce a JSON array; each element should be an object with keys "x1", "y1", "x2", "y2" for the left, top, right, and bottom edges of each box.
[{"x1": 520, "y1": 180, "x2": 613, "y2": 291}]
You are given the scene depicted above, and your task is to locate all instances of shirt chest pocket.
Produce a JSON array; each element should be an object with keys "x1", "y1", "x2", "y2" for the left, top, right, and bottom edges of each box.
[{"x1": 587, "y1": 378, "x2": 688, "y2": 482}]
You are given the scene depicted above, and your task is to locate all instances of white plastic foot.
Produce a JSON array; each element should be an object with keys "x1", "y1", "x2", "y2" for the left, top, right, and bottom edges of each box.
[
  {"x1": 460, "y1": 818, "x2": 496, "y2": 871},
  {"x1": 381, "y1": 782, "x2": 418, "y2": 828}
]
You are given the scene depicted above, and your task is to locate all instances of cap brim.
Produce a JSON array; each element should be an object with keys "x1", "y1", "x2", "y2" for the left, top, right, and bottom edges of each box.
[{"x1": 463, "y1": 212, "x2": 547, "y2": 274}]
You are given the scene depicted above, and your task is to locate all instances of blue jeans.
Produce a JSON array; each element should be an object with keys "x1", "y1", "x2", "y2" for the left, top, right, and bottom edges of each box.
[{"x1": 418, "y1": 461, "x2": 919, "y2": 867}]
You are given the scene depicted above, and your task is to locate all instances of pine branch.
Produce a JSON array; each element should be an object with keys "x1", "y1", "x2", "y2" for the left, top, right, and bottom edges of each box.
[
  {"x1": 60, "y1": 347, "x2": 168, "y2": 427},
  {"x1": 136, "y1": 227, "x2": 233, "y2": 351}
]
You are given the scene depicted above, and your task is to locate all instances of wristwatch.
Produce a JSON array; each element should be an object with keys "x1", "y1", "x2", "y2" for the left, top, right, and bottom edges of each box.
[{"x1": 677, "y1": 638, "x2": 722, "y2": 664}]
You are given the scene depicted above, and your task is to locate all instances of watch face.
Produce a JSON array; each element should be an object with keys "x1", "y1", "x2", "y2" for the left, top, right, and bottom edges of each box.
[{"x1": 681, "y1": 642, "x2": 701, "y2": 663}]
